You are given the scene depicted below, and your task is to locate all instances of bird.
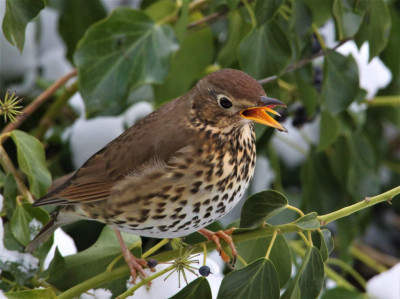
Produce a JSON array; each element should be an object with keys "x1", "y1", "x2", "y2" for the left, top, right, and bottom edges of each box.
[{"x1": 26, "y1": 68, "x2": 287, "y2": 282}]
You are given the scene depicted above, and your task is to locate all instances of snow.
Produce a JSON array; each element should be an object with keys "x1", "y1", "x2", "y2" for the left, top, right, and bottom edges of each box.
[
  {"x1": 127, "y1": 253, "x2": 223, "y2": 299},
  {"x1": 0, "y1": 196, "x2": 39, "y2": 275},
  {"x1": 44, "y1": 228, "x2": 77, "y2": 269},
  {"x1": 28, "y1": 218, "x2": 43, "y2": 241},
  {"x1": 80, "y1": 288, "x2": 112, "y2": 299},
  {"x1": 367, "y1": 263, "x2": 400, "y2": 299}
]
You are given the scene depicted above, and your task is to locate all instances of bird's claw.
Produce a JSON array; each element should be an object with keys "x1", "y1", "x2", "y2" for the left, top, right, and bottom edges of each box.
[{"x1": 198, "y1": 228, "x2": 238, "y2": 269}]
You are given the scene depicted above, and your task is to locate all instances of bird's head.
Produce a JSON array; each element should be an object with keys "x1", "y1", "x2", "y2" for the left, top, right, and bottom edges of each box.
[{"x1": 190, "y1": 68, "x2": 287, "y2": 132}]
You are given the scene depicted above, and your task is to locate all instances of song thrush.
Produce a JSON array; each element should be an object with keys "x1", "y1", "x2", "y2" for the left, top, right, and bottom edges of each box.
[{"x1": 27, "y1": 68, "x2": 286, "y2": 281}]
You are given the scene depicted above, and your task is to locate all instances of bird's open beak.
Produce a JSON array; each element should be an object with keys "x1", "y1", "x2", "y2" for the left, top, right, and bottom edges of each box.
[{"x1": 240, "y1": 96, "x2": 287, "y2": 132}]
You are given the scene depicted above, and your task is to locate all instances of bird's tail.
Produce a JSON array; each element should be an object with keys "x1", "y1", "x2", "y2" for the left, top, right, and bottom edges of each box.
[{"x1": 25, "y1": 213, "x2": 60, "y2": 253}]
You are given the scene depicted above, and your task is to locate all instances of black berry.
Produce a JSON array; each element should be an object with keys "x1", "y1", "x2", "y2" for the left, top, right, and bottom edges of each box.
[
  {"x1": 147, "y1": 259, "x2": 158, "y2": 268},
  {"x1": 199, "y1": 265, "x2": 211, "y2": 277}
]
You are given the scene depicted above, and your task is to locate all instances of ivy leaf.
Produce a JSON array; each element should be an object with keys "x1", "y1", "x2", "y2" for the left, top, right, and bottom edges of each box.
[
  {"x1": 74, "y1": 7, "x2": 179, "y2": 116},
  {"x1": 1, "y1": 0, "x2": 45, "y2": 52},
  {"x1": 3, "y1": 174, "x2": 18, "y2": 219},
  {"x1": 236, "y1": 235, "x2": 292, "y2": 287},
  {"x1": 355, "y1": 0, "x2": 391, "y2": 61},
  {"x1": 5, "y1": 288, "x2": 57, "y2": 299},
  {"x1": 299, "y1": 247, "x2": 324, "y2": 298},
  {"x1": 312, "y1": 229, "x2": 333, "y2": 262},
  {"x1": 293, "y1": 212, "x2": 320, "y2": 230},
  {"x1": 332, "y1": 0, "x2": 364, "y2": 40},
  {"x1": 10, "y1": 203, "x2": 49, "y2": 246},
  {"x1": 57, "y1": 0, "x2": 107, "y2": 62},
  {"x1": 217, "y1": 258, "x2": 280, "y2": 299},
  {"x1": 320, "y1": 51, "x2": 359, "y2": 115},
  {"x1": 170, "y1": 277, "x2": 212, "y2": 299},
  {"x1": 238, "y1": 21, "x2": 292, "y2": 79},
  {"x1": 318, "y1": 110, "x2": 339, "y2": 151},
  {"x1": 254, "y1": 0, "x2": 284, "y2": 26},
  {"x1": 10, "y1": 130, "x2": 51, "y2": 198},
  {"x1": 240, "y1": 190, "x2": 288, "y2": 229}
]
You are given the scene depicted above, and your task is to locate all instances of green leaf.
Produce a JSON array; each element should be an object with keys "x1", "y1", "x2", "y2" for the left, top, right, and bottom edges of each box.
[
  {"x1": 254, "y1": 0, "x2": 284, "y2": 26},
  {"x1": 144, "y1": 0, "x2": 177, "y2": 22},
  {"x1": 304, "y1": 0, "x2": 333, "y2": 27},
  {"x1": 311, "y1": 229, "x2": 333, "y2": 262},
  {"x1": 299, "y1": 247, "x2": 324, "y2": 299},
  {"x1": 174, "y1": 0, "x2": 189, "y2": 42},
  {"x1": 10, "y1": 203, "x2": 49, "y2": 246},
  {"x1": 293, "y1": 212, "x2": 320, "y2": 230},
  {"x1": 74, "y1": 7, "x2": 179, "y2": 116},
  {"x1": 240, "y1": 190, "x2": 288, "y2": 229},
  {"x1": 5, "y1": 288, "x2": 57, "y2": 299},
  {"x1": 1, "y1": 0, "x2": 45, "y2": 52},
  {"x1": 3, "y1": 174, "x2": 18, "y2": 219},
  {"x1": 282, "y1": 246, "x2": 324, "y2": 299},
  {"x1": 10, "y1": 130, "x2": 51, "y2": 198},
  {"x1": 320, "y1": 52, "x2": 359, "y2": 115},
  {"x1": 217, "y1": 258, "x2": 280, "y2": 299},
  {"x1": 236, "y1": 235, "x2": 292, "y2": 287},
  {"x1": 57, "y1": 0, "x2": 107, "y2": 62},
  {"x1": 317, "y1": 110, "x2": 339, "y2": 151},
  {"x1": 170, "y1": 277, "x2": 212, "y2": 299},
  {"x1": 154, "y1": 12, "x2": 214, "y2": 105},
  {"x1": 332, "y1": 0, "x2": 364, "y2": 40},
  {"x1": 238, "y1": 21, "x2": 292, "y2": 79},
  {"x1": 217, "y1": 10, "x2": 251, "y2": 67},
  {"x1": 355, "y1": 0, "x2": 391, "y2": 60},
  {"x1": 47, "y1": 226, "x2": 141, "y2": 289},
  {"x1": 321, "y1": 287, "x2": 364, "y2": 299},
  {"x1": 294, "y1": 67, "x2": 318, "y2": 116}
]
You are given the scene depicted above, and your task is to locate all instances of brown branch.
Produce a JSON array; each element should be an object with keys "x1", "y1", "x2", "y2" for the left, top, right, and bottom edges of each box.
[
  {"x1": 257, "y1": 37, "x2": 353, "y2": 85},
  {"x1": 1, "y1": 68, "x2": 78, "y2": 143}
]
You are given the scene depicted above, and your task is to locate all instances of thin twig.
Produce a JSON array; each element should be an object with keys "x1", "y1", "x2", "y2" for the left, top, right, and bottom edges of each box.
[
  {"x1": 257, "y1": 37, "x2": 353, "y2": 85},
  {"x1": 1, "y1": 69, "x2": 78, "y2": 142}
]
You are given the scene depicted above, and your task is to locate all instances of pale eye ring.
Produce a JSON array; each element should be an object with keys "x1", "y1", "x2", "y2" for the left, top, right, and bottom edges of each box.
[{"x1": 218, "y1": 95, "x2": 232, "y2": 109}]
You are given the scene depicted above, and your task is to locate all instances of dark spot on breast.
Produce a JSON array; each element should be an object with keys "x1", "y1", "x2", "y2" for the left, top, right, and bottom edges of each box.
[
  {"x1": 152, "y1": 215, "x2": 167, "y2": 220},
  {"x1": 222, "y1": 194, "x2": 228, "y2": 201},
  {"x1": 170, "y1": 196, "x2": 180, "y2": 202},
  {"x1": 204, "y1": 212, "x2": 211, "y2": 218},
  {"x1": 205, "y1": 185, "x2": 213, "y2": 191},
  {"x1": 174, "y1": 207, "x2": 183, "y2": 213},
  {"x1": 158, "y1": 202, "x2": 167, "y2": 208},
  {"x1": 163, "y1": 185, "x2": 172, "y2": 192},
  {"x1": 140, "y1": 209, "x2": 150, "y2": 216},
  {"x1": 156, "y1": 208, "x2": 165, "y2": 213},
  {"x1": 176, "y1": 186, "x2": 185, "y2": 193},
  {"x1": 178, "y1": 164, "x2": 188, "y2": 169},
  {"x1": 206, "y1": 206, "x2": 213, "y2": 212},
  {"x1": 179, "y1": 200, "x2": 187, "y2": 206},
  {"x1": 212, "y1": 195, "x2": 219, "y2": 202},
  {"x1": 178, "y1": 214, "x2": 186, "y2": 219},
  {"x1": 195, "y1": 170, "x2": 203, "y2": 177},
  {"x1": 173, "y1": 172, "x2": 184, "y2": 179},
  {"x1": 127, "y1": 216, "x2": 137, "y2": 222},
  {"x1": 203, "y1": 199, "x2": 210, "y2": 205},
  {"x1": 217, "y1": 202, "x2": 224, "y2": 208},
  {"x1": 193, "y1": 207, "x2": 200, "y2": 213},
  {"x1": 158, "y1": 225, "x2": 168, "y2": 231}
]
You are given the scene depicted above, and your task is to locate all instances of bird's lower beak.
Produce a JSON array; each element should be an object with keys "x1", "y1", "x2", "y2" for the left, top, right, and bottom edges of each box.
[{"x1": 240, "y1": 96, "x2": 287, "y2": 132}]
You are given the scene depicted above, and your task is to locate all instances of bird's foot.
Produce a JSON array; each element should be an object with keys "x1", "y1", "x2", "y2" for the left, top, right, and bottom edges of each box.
[
  {"x1": 114, "y1": 229, "x2": 150, "y2": 285},
  {"x1": 124, "y1": 252, "x2": 149, "y2": 284},
  {"x1": 198, "y1": 227, "x2": 237, "y2": 270}
]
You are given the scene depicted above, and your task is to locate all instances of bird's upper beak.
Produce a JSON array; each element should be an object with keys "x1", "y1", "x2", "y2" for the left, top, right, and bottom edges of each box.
[{"x1": 240, "y1": 96, "x2": 287, "y2": 132}]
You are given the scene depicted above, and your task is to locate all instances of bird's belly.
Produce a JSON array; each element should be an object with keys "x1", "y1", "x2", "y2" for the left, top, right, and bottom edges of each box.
[{"x1": 110, "y1": 176, "x2": 252, "y2": 238}]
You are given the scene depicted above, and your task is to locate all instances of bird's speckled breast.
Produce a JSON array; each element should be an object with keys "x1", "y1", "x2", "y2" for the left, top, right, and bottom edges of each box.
[{"x1": 75, "y1": 123, "x2": 256, "y2": 238}]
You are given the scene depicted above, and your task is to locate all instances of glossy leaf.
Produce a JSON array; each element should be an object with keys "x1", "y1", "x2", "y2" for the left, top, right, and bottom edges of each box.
[
  {"x1": 170, "y1": 277, "x2": 212, "y2": 299},
  {"x1": 58, "y1": 0, "x2": 107, "y2": 62},
  {"x1": 293, "y1": 212, "x2": 320, "y2": 230},
  {"x1": 318, "y1": 110, "x2": 339, "y2": 151},
  {"x1": 1, "y1": 0, "x2": 45, "y2": 52},
  {"x1": 236, "y1": 235, "x2": 292, "y2": 287},
  {"x1": 3, "y1": 174, "x2": 18, "y2": 219},
  {"x1": 154, "y1": 12, "x2": 214, "y2": 104},
  {"x1": 355, "y1": 0, "x2": 391, "y2": 60},
  {"x1": 332, "y1": 0, "x2": 364, "y2": 39},
  {"x1": 240, "y1": 190, "x2": 288, "y2": 229},
  {"x1": 299, "y1": 247, "x2": 324, "y2": 299},
  {"x1": 5, "y1": 288, "x2": 57, "y2": 299},
  {"x1": 144, "y1": 0, "x2": 176, "y2": 22},
  {"x1": 10, "y1": 130, "x2": 51, "y2": 198},
  {"x1": 47, "y1": 226, "x2": 141, "y2": 289},
  {"x1": 74, "y1": 8, "x2": 179, "y2": 116},
  {"x1": 217, "y1": 258, "x2": 280, "y2": 299},
  {"x1": 10, "y1": 203, "x2": 49, "y2": 246},
  {"x1": 304, "y1": 0, "x2": 333, "y2": 26},
  {"x1": 312, "y1": 229, "x2": 333, "y2": 262},
  {"x1": 238, "y1": 21, "x2": 292, "y2": 79},
  {"x1": 254, "y1": 0, "x2": 284, "y2": 26},
  {"x1": 320, "y1": 51, "x2": 359, "y2": 115}
]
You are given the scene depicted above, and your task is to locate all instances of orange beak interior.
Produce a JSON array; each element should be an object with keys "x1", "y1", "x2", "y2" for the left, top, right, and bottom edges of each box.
[{"x1": 240, "y1": 106, "x2": 287, "y2": 132}]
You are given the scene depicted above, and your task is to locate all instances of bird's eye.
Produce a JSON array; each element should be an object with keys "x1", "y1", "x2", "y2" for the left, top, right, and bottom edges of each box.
[{"x1": 218, "y1": 96, "x2": 232, "y2": 109}]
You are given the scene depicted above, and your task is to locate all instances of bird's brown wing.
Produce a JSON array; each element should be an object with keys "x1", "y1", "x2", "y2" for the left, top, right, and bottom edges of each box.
[{"x1": 34, "y1": 98, "x2": 194, "y2": 206}]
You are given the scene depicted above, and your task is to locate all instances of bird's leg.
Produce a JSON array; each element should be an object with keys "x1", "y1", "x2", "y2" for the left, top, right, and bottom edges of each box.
[
  {"x1": 114, "y1": 229, "x2": 148, "y2": 284},
  {"x1": 198, "y1": 228, "x2": 237, "y2": 270}
]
